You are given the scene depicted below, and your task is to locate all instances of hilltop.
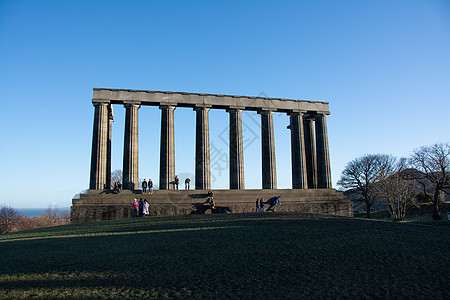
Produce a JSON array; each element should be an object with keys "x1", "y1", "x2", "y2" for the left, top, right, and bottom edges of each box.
[{"x1": 1, "y1": 213, "x2": 449, "y2": 299}]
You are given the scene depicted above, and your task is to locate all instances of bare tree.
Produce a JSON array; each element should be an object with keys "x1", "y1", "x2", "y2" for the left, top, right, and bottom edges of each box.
[
  {"x1": 410, "y1": 142, "x2": 450, "y2": 220},
  {"x1": 374, "y1": 157, "x2": 416, "y2": 221},
  {"x1": 37, "y1": 207, "x2": 60, "y2": 227},
  {"x1": 0, "y1": 205, "x2": 21, "y2": 234},
  {"x1": 338, "y1": 154, "x2": 394, "y2": 218},
  {"x1": 111, "y1": 169, "x2": 123, "y2": 189}
]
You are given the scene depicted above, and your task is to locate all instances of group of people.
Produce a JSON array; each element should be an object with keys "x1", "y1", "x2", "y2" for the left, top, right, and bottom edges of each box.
[
  {"x1": 256, "y1": 196, "x2": 280, "y2": 212},
  {"x1": 141, "y1": 179, "x2": 154, "y2": 194},
  {"x1": 132, "y1": 198, "x2": 150, "y2": 219},
  {"x1": 141, "y1": 176, "x2": 192, "y2": 192},
  {"x1": 113, "y1": 182, "x2": 122, "y2": 194},
  {"x1": 172, "y1": 176, "x2": 192, "y2": 190}
]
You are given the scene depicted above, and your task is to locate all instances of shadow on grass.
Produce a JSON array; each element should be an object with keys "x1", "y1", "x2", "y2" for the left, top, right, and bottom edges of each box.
[{"x1": 1, "y1": 214, "x2": 449, "y2": 299}]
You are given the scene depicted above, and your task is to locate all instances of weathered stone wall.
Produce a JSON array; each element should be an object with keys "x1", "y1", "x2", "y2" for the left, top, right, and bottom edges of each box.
[{"x1": 71, "y1": 189, "x2": 353, "y2": 223}]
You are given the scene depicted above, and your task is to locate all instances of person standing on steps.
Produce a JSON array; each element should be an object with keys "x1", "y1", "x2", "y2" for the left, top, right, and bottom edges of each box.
[
  {"x1": 138, "y1": 198, "x2": 144, "y2": 218},
  {"x1": 143, "y1": 199, "x2": 149, "y2": 216},
  {"x1": 256, "y1": 198, "x2": 260, "y2": 212},
  {"x1": 260, "y1": 198, "x2": 265, "y2": 212},
  {"x1": 185, "y1": 177, "x2": 190, "y2": 190},
  {"x1": 174, "y1": 175, "x2": 179, "y2": 190},
  {"x1": 142, "y1": 179, "x2": 148, "y2": 194},
  {"x1": 148, "y1": 179, "x2": 153, "y2": 194},
  {"x1": 132, "y1": 199, "x2": 139, "y2": 219}
]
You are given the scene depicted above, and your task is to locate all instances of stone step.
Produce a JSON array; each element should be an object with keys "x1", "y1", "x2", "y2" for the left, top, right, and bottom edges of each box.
[{"x1": 71, "y1": 188, "x2": 353, "y2": 223}]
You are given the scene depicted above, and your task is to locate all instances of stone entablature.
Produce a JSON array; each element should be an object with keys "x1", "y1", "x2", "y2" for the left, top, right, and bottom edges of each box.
[{"x1": 92, "y1": 88, "x2": 330, "y2": 114}]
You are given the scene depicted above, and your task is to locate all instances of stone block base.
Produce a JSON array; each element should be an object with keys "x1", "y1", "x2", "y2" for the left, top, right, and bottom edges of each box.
[{"x1": 71, "y1": 189, "x2": 353, "y2": 223}]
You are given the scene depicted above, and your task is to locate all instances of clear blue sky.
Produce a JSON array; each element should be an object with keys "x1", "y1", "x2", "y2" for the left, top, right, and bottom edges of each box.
[{"x1": 1, "y1": 0, "x2": 449, "y2": 208}]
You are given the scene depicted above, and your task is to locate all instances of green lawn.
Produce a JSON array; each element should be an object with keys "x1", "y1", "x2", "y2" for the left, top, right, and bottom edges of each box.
[{"x1": 1, "y1": 213, "x2": 449, "y2": 299}]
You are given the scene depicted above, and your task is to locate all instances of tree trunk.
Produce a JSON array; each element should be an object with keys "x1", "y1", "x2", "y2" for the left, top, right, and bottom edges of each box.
[
  {"x1": 432, "y1": 188, "x2": 443, "y2": 220},
  {"x1": 365, "y1": 202, "x2": 371, "y2": 219}
]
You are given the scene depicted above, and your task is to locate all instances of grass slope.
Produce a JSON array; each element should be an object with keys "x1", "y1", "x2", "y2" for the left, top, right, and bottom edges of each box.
[{"x1": 1, "y1": 213, "x2": 449, "y2": 299}]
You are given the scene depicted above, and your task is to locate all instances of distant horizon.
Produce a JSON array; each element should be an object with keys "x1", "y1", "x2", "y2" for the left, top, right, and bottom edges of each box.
[{"x1": 16, "y1": 207, "x2": 70, "y2": 218}]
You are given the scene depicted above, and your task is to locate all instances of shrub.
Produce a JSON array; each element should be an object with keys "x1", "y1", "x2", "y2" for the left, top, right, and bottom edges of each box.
[
  {"x1": 415, "y1": 191, "x2": 433, "y2": 204},
  {"x1": 0, "y1": 206, "x2": 21, "y2": 234}
]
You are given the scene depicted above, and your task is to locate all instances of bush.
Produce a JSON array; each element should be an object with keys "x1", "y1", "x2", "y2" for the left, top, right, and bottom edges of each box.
[
  {"x1": 1, "y1": 206, "x2": 71, "y2": 234},
  {"x1": 415, "y1": 191, "x2": 433, "y2": 204},
  {"x1": 36, "y1": 207, "x2": 70, "y2": 228},
  {"x1": 0, "y1": 206, "x2": 21, "y2": 234}
]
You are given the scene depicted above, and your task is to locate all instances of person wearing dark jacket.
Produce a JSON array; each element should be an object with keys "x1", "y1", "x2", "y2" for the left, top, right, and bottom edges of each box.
[
  {"x1": 138, "y1": 198, "x2": 144, "y2": 217},
  {"x1": 142, "y1": 179, "x2": 148, "y2": 194}
]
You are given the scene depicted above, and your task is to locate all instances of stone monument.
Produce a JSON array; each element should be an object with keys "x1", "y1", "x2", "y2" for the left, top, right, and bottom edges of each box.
[{"x1": 71, "y1": 88, "x2": 352, "y2": 222}]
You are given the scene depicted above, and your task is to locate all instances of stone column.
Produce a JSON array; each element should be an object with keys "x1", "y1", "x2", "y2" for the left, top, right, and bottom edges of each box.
[
  {"x1": 259, "y1": 110, "x2": 277, "y2": 189},
  {"x1": 160, "y1": 105, "x2": 176, "y2": 190},
  {"x1": 195, "y1": 106, "x2": 211, "y2": 190},
  {"x1": 303, "y1": 116, "x2": 317, "y2": 189},
  {"x1": 228, "y1": 108, "x2": 245, "y2": 189},
  {"x1": 105, "y1": 105, "x2": 114, "y2": 190},
  {"x1": 315, "y1": 113, "x2": 332, "y2": 188},
  {"x1": 122, "y1": 103, "x2": 140, "y2": 190},
  {"x1": 89, "y1": 102, "x2": 109, "y2": 190},
  {"x1": 288, "y1": 112, "x2": 308, "y2": 189}
]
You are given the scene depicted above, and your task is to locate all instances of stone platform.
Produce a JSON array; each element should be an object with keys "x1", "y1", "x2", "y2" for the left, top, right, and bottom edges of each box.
[{"x1": 70, "y1": 189, "x2": 353, "y2": 223}]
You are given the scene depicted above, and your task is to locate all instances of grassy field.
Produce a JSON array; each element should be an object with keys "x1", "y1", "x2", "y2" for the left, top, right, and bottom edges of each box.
[{"x1": 1, "y1": 213, "x2": 449, "y2": 299}]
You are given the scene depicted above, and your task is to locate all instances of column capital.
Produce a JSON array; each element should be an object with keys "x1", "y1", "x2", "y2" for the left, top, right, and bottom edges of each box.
[
  {"x1": 226, "y1": 107, "x2": 244, "y2": 112},
  {"x1": 257, "y1": 109, "x2": 275, "y2": 115},
  {"x1": 159, "y1": 105, "x2": 176, "y2": 110},
  {"x1": 123, "y1": 102, "x2": 141, "y2": 108},
  {"x1": 193, "y1": 105, "x2": 211, "y2": 111},
  {"x1": 287, "y1": 110, "x2": 306, "y2": 116},
  {"x1": 93, "y1": 101, "x2": 108, "y2": 107},
  {"x1": 92, "y1": 99, "x2": 110, "y2": 105}
]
